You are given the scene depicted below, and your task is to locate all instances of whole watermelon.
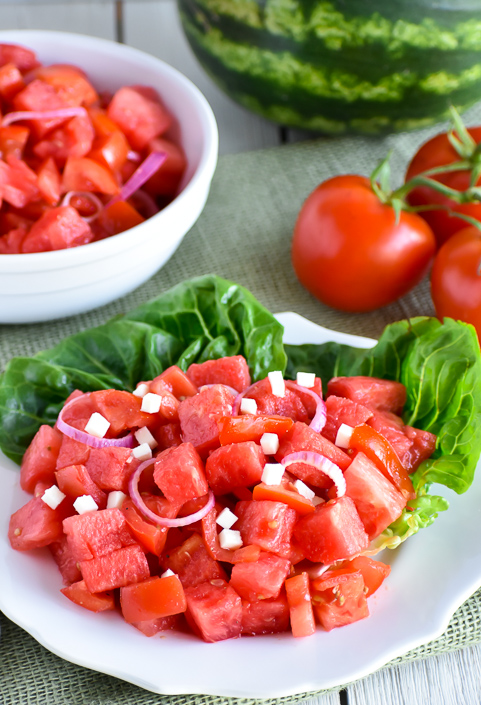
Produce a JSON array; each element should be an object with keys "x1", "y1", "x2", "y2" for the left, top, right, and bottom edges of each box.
[{"x1": 177, "y1": 0, "x2": 481, "y2": 134}]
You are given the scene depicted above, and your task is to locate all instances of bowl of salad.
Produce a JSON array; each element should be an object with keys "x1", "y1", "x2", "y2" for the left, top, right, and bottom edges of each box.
[{"x1": 0, "y1": 30, "x2": 218, "y2": 324}]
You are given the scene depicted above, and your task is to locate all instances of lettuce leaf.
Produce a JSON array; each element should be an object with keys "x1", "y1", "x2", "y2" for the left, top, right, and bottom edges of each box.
[{"x1": 0, "y1": 275, "x2": 286, "y2": 464}]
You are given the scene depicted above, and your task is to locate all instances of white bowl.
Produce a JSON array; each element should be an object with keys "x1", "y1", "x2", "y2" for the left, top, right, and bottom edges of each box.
[{"x1": 0, "y1": 30, "x2": 218, "y2": 324}]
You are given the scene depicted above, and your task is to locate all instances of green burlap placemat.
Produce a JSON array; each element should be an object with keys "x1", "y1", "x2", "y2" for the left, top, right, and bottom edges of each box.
[{"x1": 2, "y1": 102, "x2": 481, "y2": 703}]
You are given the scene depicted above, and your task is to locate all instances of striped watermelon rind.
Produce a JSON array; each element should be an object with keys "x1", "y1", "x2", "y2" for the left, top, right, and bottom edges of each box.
[{"x1": 178, "y1": 0, "x2": 481, "y2": 134}]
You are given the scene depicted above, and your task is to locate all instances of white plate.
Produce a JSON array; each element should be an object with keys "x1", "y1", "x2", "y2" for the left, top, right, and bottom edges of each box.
[{"x1": 1, "y1": 312, "x2": 480, "y2": 698}]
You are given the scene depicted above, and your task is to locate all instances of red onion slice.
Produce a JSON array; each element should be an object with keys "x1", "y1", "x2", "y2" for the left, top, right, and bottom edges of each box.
[
  {"x1": 285, "y1": 380, "x2": 326, "y2": 432},
  {"x1": 128, "y1": 458, "x2": 215, "y2": 527},
  {"x1": 2, "y1": 106, "x2": 88, "y2": 127},
  {"x1": 107, "y1": 151, "x2": 167, "y2": 207},
  {"x1": 281, "y1": 451, "x2": 346, "y2": 498},
  {"x1": 232, "y1": 381, "x2": 260, "y2": 415},
  {"x1": 61, "y1": 191, "x2": 104, "y2": 223},
  {"x1": 57, "y1": 394, "x2": 135, "y2": 449}
]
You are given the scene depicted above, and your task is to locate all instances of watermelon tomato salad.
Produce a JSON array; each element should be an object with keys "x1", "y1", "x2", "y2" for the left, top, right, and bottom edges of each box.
[
  {"x1": 8, "y1": 354, "x2": 437, "y2": 642},
  {"x1": 0, "y1": 42, "x2": 186, "y2": 254}
]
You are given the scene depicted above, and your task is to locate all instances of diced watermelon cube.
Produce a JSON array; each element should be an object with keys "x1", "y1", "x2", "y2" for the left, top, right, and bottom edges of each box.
[
  {"x1": 186, "y1": 355, "x2": 251, "y2": 393},
  {"x1": 230, "y1": 552, "x2": 290, "y2": 601},
  {"x1": 327, "y1": 376, "x2": 407, "y2": 415},
  {"x1": 49, "y1": 535, "x2": 82, "y2": 585},
  {"x1": 236, "y1": 500, "x2": 297, "y2": 558},
  {"x1": 184, "y1": 580, "x2": 242, "y2": 642},
  {"x1": 205, "y1": 441, "x2": 265, "y2": 495},
  {"x1": 293, "y1": 496, "x2": 369, "y2": 564},
  {"x1": 322, "y1": 396, "x2": 373, "y2": 444},
  {"x1": 56, "y1": 435, "x2": 91, "y2": 470},
  {"x1": 107, "y1": 85, "x2": 172, "y2": 150},
  {"x1": 85, "y1": 446, "x2": 132, "y2": 493},
  {"x1": 21, "y1": 205, "x2": 93, "y2": 253},
  {"x1": 80, "y1": 544, "x2": 150, "y2": 593},
  {"x1": 241, "y1": 594, "x2": 290, "y2": 636},
  {"x1": 0, "y1": 155, "x2": 39, "y2": 208},
  {"x1": 344, "y1": 451, "x2": 407, "y2": 539},
  {"x1": 178, "y1": 384, "x2": 235, "y2": 457},
  {"x1": 91, "y1": 389, "x2": 153, "y2": 435},
  {"x1": 153, "y1": 442, "x2": 208, "y2": 504},
  {"x1": 62, "y1": 507, "x2": 136, "y2": 562},
  {"x1": 162, "y1": 533, "x2": 226, "y2": 588},
  {"x1": 33, "y1": 113, "x2": 94, "y2": 164},
  {"x1": 404, "y1": 425, "x2": 437, "y2": 472},
  {"x1": 13, "y1": 79, "x2": 69, "y2": 137},
  {"x1": 20, "y1": 424, "x2": 63, "y2": 493},
  {"x1": 245, "y1": 378, "x2": 309, "y2": 423},
  {"x1": 9, "y1": 496, "x2": 64, "y2": 550}
]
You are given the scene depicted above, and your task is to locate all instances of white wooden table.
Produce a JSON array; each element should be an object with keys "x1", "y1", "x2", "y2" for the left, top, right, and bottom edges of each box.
[{"x1": 1, "y1": 1, "x2": 481, "y2": 703}]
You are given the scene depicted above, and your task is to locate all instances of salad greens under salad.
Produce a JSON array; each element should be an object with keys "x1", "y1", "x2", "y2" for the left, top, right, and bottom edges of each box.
[{"x1": 1, "y1": 274, "x2": 481, "y2": 552}]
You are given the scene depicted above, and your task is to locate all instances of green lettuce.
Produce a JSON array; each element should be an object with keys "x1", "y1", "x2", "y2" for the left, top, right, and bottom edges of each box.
[{"x1": 0, "y1": 275, "x2": 286, "y2": 465}]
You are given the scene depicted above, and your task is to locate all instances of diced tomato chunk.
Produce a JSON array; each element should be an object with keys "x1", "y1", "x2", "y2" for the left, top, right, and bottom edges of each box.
[
  {"x1": 13, "y1": 79, "x2": 69, "y2": 137},
  {"x1": 404, "y1": 425, "x2": 437, "y2": 472},
  {"x1": 21, "y1": 205, "x2": 93, "y2": 253},
  {"x1": 0, "y1": 226, "x2": 27, "y2": 254},
  {"x1": 311, "y1": 569, "x2": 369, "y2": 631},
  {"x1": 90, "y1": 389, "x2": 152, "y2": 435},
  {"x1": 252, "y1": 482, "x2": 316, "y2": 515},
  {"x1": 97, "y1": 200, "x2": 144, "y2": 236},
  {"x1": 184, "y1": 580, "x2": 242, "y2": 643},
  {"x1": 236, "y1": 500, "x2": 297, "y2": 558},
  {"x1": 89, "y1": 128, "x2": 129, "y2": 172},
  {"x1": 154, "y1": 442, "x2": 208, "y2": 504},
  {"x1": 9, "y1": 496, "x2": 64, "y2": 550},
  {"x1": 0, "y1": 125, "x2": 29, "y2": 160},
  {"x1": 37, "y1": 157, "x2": 61, "y2": 205},
  {"x1": 62, "y1": 156, "x2": 119, "y2": 196},
  {"x1": 162, "y1": 533, "x2": 226, "y2": 587},
  {"x1": 276, "y1": 422, "x2": 351, "y2": 489},
  {"x1": 20, "y1": 424, "x2": 63, "y2": 493},
  {"x1": 61, "y1": 580, "x2": 115, "y2": 612},
  {"x1": 62, "y1": 507, "x2": 136, "y2": 562},
  {"x1": 0, "y1": 155, "x2": 39, "y2": 208},
  {"x1": 178, "y1": 384, "x2": 236, "y2": 457},
  {"x1": 340, "y1": 556, "x2": 391, "y2": 597},
  {"x1": 230, "y1": 552, "x2": 290, "y2": 601},
  {"x1": 107, "y1": 85, "x2": 172, "y2": 150},
  {"x1": 144, "y1": 136, "x2": 187, "y2": 197},
  {"x1": 121, "y1": 497, "x2": 173, "y2": 556},
  {"x1": 0, "y1": 63, "x2": 25, "y2": 99},
  {"x1": 205, "y1": 441, "x2": 264, "y2": 495},
  {"x1": 186, "y1": 355, "x2": 251, "y2": 393},
  {"x1": 293, "y1": 496, "x2": 369, "y2": 564},
  {"x1": 56, "y1": 464, "x2": 107, "y2": 509},
  {"x1": 322, "y1": 395, "x2": 373, "y2": 444},
  {"x1": 241, "y1": 594, "x2": 290, "y2": 636},
  {"x1": 121, "y1": 574, "x2": 186, "y2": 623},
  {"x1": 151, "y1": 365, "x2": 198, "y2": 399},
  {"x1": 131, "y1": 614, "x2": 180, "y2": 637},
  {"x1": 327, "y1": 376, "x2": 407, "y2": 415},
  {"x1": 80, "y1": 544, "x2": 150, "y2": 593},
  {"x1": 218, "y1": 415, "x2": 294, "y2": 446},
  {"x1": 344, "y1": 452, "x2": 406, "y2": 539},
  {"x1": 30, "y1": 63, "x2": 98, "y2": 107},
  {"x1": 285, "y1": 572, "x2": 316, "y2": 637}
]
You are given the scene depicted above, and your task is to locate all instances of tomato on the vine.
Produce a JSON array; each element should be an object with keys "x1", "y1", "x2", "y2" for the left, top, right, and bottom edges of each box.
[
  {"x1": 430, "y1": 226, "x2": 481, "y2": 338},
  {"x1": 405, "y1": 127, "x2": 481, "y2": 248},
  {"x1": 291, "y1": 174, "x2": 436, "y2": 313}
]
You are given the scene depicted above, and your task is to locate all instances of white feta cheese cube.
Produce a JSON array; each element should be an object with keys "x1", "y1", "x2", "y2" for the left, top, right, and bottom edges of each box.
[
  {"x1": 268, "y1": 370, "x2": 285, "y2": 398},
  {"x1": 335, "y1": 423, "x2": 354, "y2": 448},
  {"x1": 73, "y1": 495, "x2": 98, "y2": 515},
  {"x1": 133, "y1": 383, "x2": 150, "y2": 398},
  {"x1": 134, "y1": 426, "x2": 158, "y2": 449},
  {"x1": 216, "y1": 507, "x2": 238, "y2": 530},
  {"x1": 131, "y1": 443, "x2": 153, "y2": 461},
  {"x1": 294, "y1": 479, "x2": 315, "y2": 500},
  {"x1": 312, "y1": 495, "x2": 325, "y2": 506},
  {"x1": 107, "y1": 491, "x2": 127, "y2": 509},
  {"x1": 260, "y1": 432, "x2": 280, "y2": 455},
  {"x1": 161, "y1": 568, "x2": 175, "y2": 578},
  {"x1": 84, "y1": 412, "x2": 110, "y2": 439},
  {"x1": 296, "y1": 372, "x2": 316, "y2": 388},
  {"x1": 141, "y1": 392, "x2": 162, "y2": 414},
  {"x1": 261, "y1": 463, "x2": 285, "y2": 486},
  {"x1": 240, "y1": 397, "x2": 257, "y2": 415},
  {"x1": 41, "y1": 485, "x2": 66, "y2": 510},
  {"x1": 218, "y1": 529, "x2": 243, "y2": 551}
]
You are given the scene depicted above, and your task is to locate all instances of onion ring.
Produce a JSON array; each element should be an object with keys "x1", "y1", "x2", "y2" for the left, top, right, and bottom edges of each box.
[
  {"x1": 57, "y1": 394, "x2": 135, "y2": 449},
  {"x1": 281, "y1": 451, "x2": 346, "y2": 498}
]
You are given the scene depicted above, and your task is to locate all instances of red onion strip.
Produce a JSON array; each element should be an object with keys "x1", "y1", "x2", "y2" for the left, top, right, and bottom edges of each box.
[
  {"x1": 57, "y1": 394, "x2": 135, "y2": 449},
  {"x1": 61, "y1": 191, "x2": 104, "y2": 223},
  {"x1": 107, "y1": 151, "x2": 167, "y2": 207},
  {"x1": 281, "y1": 451, "x2": 346, "y2": 498},
  {"x1": 285, "y1": 380, "x2": 326, "y2": 433},
  {"x1": 128, "y1": 458, "x2": 215, "y2": 527},
  {"x1": 2, "y1": 106, "x2": 88, "y2": 127}
]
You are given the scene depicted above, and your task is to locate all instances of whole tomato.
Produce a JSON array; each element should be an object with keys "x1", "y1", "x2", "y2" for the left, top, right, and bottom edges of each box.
[
  {"x1": 405, "y1": 127, "x2": 481, "y2": 248},
  {"x1": 430, "y1": 226, "x2": 481, "y2": 337},
  {"x1": 291, "y1": 174, "x2": 436, "y2": 313}
]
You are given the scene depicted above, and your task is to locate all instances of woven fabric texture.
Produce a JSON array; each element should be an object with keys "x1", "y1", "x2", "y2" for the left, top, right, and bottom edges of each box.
[{"x1": 2, "y1": 101, "x2": 481, "y2": 703}]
